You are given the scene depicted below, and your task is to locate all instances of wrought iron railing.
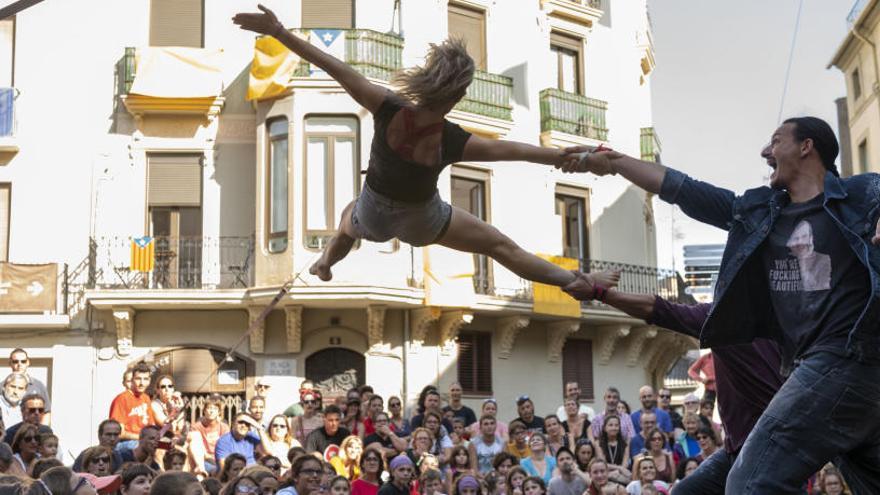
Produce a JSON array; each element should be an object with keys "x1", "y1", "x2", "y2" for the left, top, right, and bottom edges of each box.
[
  {"x1": 290, "y1": 29, "x2": 404, "y2": 81},
  {"x1": 582, "y1": 259, "x2": 680, "y2": 301},
  {"x1": 640, "y1": 127, "x2": 661, "y2": 162},
  {"x1": 183, "y1": 392, "x2": 245, "y2": 425},
  {"x1": 118, "y1": 47, "x2": 136, "y2": 95},
  {"x1": 86, "y1": 236, "x2": 254, "y2": 290},
  {"x1": 539, "y1": 88, "x2": 608, "y2": 141},
  {"x1": 454, "y1": 70, "x2": 513, "y2": 120}
]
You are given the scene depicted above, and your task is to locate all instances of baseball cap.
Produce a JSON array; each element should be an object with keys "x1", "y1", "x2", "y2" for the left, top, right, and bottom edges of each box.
[
  {"x1": 80, "y1": 473, "x2": 123, "y2": 494},
  {"x1": 683, "y1": 393, "x2": 699, "y2": 404}
]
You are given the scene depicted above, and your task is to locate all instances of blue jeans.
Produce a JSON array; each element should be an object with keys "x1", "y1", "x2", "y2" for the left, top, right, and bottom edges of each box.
[
  {"x1": 673, "y1": 449, "x2": 733, "y2": 495},
  {"x1": 726, "y1": 352, "x2": 880, "y2": 494}
]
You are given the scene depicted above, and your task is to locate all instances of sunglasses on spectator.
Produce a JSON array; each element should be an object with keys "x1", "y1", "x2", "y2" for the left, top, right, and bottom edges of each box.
[
  {"x1": 303, "y1": 400, "x2": 317, "y2": 405},
  {"x1": 257, "y1": 384, "x2": 270, "y2": 389},
  {"x1": 389, "y1": 402, "x2": 400, "y2": 407},
  {"x1": 10, "y1": 359, "x2": 26, "y2": 364},
  {"x1": 22, "y1": 435, "x2": 39, "y2": 443},
  {"x1": 159, "y1": 384, "x2": 174, "y2": 389},
  {"x1": 27, "y1": 408, "x2": 45, "y2": 414},
  {"x1": 697, "y1": 435, "x2": 710, "y2": 440},
  {"x1": 236, "y1": 420, "x2": 251, "y2": 426},
  {"x1": 93, "y1": 456, "x2": 111, "y2": 464},
  {"x1": 658, "y1": 394, "x2": 671, "y2": 398}
]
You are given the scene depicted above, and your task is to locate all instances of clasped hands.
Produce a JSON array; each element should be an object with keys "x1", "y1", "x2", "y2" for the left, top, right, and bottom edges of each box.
[{"x1": 555, "y1": 145, "x2": 622, "y2": 176}]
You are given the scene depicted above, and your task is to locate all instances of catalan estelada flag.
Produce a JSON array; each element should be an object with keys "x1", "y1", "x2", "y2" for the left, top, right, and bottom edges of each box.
[{"x1": 130, "y1": 236, "x2": 155, "y2": 272}]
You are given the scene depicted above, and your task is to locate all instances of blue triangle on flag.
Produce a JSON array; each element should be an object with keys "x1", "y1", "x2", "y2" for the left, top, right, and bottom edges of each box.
[
  {"x1": 134, "y1": 236, "x2": 153, "y2": 248},
  {"x1": 313, "y1": 29, "x2": 342, "y2": 47}
]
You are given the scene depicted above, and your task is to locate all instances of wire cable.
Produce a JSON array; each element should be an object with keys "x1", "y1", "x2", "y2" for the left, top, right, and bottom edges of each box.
[{"x1": 777, "y1": 0, "x2": 805, "y2": 123}]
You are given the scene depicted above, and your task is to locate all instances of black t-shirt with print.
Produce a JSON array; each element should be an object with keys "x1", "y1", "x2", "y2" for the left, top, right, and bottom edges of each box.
[{"x1": 761, "y1": 194, "x2": 870, "y2": 360}]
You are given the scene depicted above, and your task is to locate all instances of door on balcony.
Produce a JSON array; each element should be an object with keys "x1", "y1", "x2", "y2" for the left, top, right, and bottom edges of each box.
[
  {"x1": 448, "y1": 3, "x2": 487, "y2": 70},
  {"x1": 451, "y1": 168, "x2": 491, "y2": 294},
  {"x1": 147, "y1": 153, "x2": 203, "y2": 289},
  {"x1": 550, "y1": 32, "x2": 584, "y2": 95}
]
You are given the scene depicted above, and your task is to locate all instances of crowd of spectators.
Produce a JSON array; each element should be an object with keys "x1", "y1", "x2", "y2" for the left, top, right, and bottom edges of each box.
[{"x1": 0, "y1": 348, "x2": 852, "y2": 495}]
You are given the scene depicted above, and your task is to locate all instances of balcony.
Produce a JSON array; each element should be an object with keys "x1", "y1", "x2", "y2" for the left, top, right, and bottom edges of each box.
[
  {"x1": 640, "y1": 127, "x2": 661, "y2": 162},
  {"x1": 0, "y1": 87, "x2": 18, "y2": 153},
  {"x1": 541, "y1": 0, "x2": 604, "y2": 29},
  {"x1": 291, "y1": 29, "x2": 403, "y2": 82},
  {"x1": 454, "y1": 70, "x2": 513, "y2": 121},
  {"x1": 539, "y1": 88, "x2": 608, "y2": 145},
  {"x1": 87, "y1": 236, "x2": 254, "y2": 290},
  {"x1": 118, "y1": 46, "x2": 225, "y2": 117}
]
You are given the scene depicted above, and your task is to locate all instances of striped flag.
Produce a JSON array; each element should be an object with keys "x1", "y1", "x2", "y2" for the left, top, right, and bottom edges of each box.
[{"x1": 130, "y1": 236, "x2": 155, "y2": 272}]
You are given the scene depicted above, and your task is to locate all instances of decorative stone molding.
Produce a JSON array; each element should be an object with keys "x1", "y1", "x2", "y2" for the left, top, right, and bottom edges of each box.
[
  {"x1": 439, "y1": 310, "x2": 474, "y2": 355},
  {"x1": 409, "y1": 307, "x2": 441, "y2": 352},
  {"x1": 651, "y1": 335, "x2": 697, "y2": 385},
  {"x1": 285, "y1": 306, "x2": 303, "y2": 353},
  {"x1": 248, "y1": 306, "x2": 267, "y2": 354},
  {"x1": 626, "y1": 325, "x2": 658, "y2": 367},
  {"x1": 496, "y1": 315, "x2": 530, "y2": 359},
  {"x1": 595, "y1": 324, "x2": 631, "y2": 364},
  {"x1": 112, "y1": 307, "x2": 135, "y2": 356},
  {"x1": 547, "y1": 320, "x2": 581, "y2": 362},
  {"x1": 367, "y1": 305, "x2": 388, "y2": 351},
  {"x1": 643, "y1": 331, "x2": 673, "y2": 373}
]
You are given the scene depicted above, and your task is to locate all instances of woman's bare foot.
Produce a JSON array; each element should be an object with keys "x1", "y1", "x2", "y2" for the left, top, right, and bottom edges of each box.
[
  {"x1": 309, "y1": 260, "x2": 333, "y2": 281},
  {"x1": 591, "y1": 269, "x2": 620, "y2": 289}
]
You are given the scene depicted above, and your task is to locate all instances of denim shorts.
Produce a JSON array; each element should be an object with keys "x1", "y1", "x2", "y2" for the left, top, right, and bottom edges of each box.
[{"x1": 351, "y1": 183, "x2": 453, "y2": 247}]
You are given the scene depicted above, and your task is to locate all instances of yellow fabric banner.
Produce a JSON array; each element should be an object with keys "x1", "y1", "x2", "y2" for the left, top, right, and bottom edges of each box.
[
  {"x1": 423, "y1": 246, "x2": 476, "y2": 308},
  {"x1": 0, "y1": 263, "x2": 57, "y2": 313},
  {"x1": 129, "y1": 47, "x2": 223, "y2": 98},
  {"x1": 247, "y1": 35, "x2": 304, "y2": 101},
  {"x1": 532, "y1": 255, "x2": 581, "y2": 317},
  {"x1": 130, "y1": 237, "x2": 155, "y2": 273}
]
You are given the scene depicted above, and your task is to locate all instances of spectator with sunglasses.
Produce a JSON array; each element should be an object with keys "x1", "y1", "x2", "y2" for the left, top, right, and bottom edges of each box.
[
  {"x1": 386, "y1": 397, "x2": 410, "y2": 438},
  {"x1": 73, "y1": 420, "x2": 124, "y2": 473},
  {"x1": 292, "y1": 391, "x2": 324, "y2": 446},
  {"x1": 654, "y1": 390, "x2": 682, "y2": 437},
  {"x1": 279, "y1": 454, "x2": 326, "y2": 495},
  {"x1": 261, "y1": 414, "x2": 300, "y2": 467},
  {"x1": 10, "y1": 422, "x2": 40, "y2": 475},
  {"x1": 4, "y1": 393, "x2": 51, "y2": 446},
  {"x1": 216, "y1": 413, "x2": 263, "y2": 468},
  {"x1": 259, "y1": 454, "x2": 284, "y2": 476},
  {"x1": 8, "y1": 349, "x2": 50, "y2": 425},
  {"x1": 79, "y1": 446, "x2": 113, "y2": 477},
  {"x1": 284, "y1": 380, "x2": 318, "y2": 418},
  {"x1": 150, "y1": 375, "x2": 185, "y2": 436}
]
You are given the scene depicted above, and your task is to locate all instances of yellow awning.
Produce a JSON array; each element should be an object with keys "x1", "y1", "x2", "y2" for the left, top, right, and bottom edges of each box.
[{"x1": 532, "y1": 255, "x2": 581, "y2": 317}]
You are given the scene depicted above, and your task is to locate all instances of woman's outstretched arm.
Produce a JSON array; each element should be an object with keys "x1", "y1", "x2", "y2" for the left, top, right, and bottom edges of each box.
[
  {"x1": 233, "y1": 4, "x2": 387, "y2": 113},
  {"x1": 460, "y1": 134, "x2": 566, "y2": 166}
]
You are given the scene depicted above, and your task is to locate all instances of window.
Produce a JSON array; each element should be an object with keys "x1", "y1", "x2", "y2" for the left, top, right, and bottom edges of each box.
[
  {"x1": 562, "y1": 339, "x2": 594, "y2": 400},
  {"x1": 451, "y1": 168, "x2": 491, "y2": 294},
  {"x1": 458, "y1": 331, "x2": 491, "y2": 394},
  {"x1": 304, "y1": 116, "x2": 359, "y2": 249},
  {"x1": 448, "y1": 3, "x2": 487, "y2": 70},
  {"x1": 150, "y1": 0, "x2": 204, "y2": 47},
  {"x1": 853, "y1": 68, "x2": 863, "y2": 101},
  {"x1": 302, "y1": 0, "x2": 353, "y2": 29},
  {"x1": 550, "y1": 32, "x2": 583, "y2": 94},
  {"x1": 147, "y1": 154, "x2": 203, "y2": 288},
  {"x1": 0, "y1": 183, "x2": 9, "y2": 261},
  {"x1": 0, "y1": 17, "x2": 14, "y2": 88},
  {"x1": 859, "y1": 139, "x2": 869, "y2": 174},
  {"x1": 555, "y1": 186, "x2": 590, "y2": 260},
  {"x1": 267, "y1": 119, "x2": 289, "y2": 253}
]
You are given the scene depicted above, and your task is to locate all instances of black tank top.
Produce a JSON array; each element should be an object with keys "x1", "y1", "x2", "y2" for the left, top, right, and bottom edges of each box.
[{"x1": 365, "y1": 94, "x2": 472, "y2": 202}]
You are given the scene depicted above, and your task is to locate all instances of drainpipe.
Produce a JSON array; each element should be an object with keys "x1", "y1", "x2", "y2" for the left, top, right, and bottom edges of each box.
[
  {"x1": 402, "y1": 309, "x2": 410, "y2": 411},
  {"x1": 854, "y1": 27, "x2": 880, "y2": 95}
]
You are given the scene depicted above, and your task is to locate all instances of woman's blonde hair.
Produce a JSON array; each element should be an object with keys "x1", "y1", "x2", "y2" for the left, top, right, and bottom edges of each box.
[{"x1": 393, "y1": 38, "x2": 475, "y2": 109}]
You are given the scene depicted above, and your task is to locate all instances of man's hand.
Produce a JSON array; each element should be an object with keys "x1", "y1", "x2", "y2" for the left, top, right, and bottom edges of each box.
[
  {"x1": 562, "y1": 271, "x2": 595, "y2": 301},
  {"x1": 233, "y1": 4, "x2": 284, "y2": 37},
  {"x1": 558, "y1": 146, "x2": 621, "y2": 175}
]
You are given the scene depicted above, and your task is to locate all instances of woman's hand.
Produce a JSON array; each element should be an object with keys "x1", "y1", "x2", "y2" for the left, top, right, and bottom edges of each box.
[{"x1": 232, "y1": 4, "x2": 284, "y2": 37}]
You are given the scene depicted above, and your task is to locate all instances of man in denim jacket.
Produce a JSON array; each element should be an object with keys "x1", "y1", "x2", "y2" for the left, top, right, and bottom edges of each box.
[{"x1": 562, "y1": 117, "x2": 880, "y2": 494}]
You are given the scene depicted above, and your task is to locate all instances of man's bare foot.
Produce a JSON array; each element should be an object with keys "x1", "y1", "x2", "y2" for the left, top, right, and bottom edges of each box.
[
  {"x1": 309, "y1": 260, "x2": 333, "y2": 281},
  {"x1": 591, "y1": 270, "x2": 620, "y2": 289}
]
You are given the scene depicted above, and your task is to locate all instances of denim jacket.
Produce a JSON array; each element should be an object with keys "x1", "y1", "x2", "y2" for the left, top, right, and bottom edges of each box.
[{"x1": 660, "y1": 168, "x2": 880, "y2": 372}]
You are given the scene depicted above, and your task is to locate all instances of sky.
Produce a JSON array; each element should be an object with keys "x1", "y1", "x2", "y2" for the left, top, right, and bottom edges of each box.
[{"x1": 648, "y1": 0, "x2": 854, "y2": 271}]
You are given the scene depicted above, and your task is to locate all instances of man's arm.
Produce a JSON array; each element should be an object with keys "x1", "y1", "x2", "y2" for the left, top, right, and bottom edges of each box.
[
  {"x1": 561, "y1": 149, "x2": 738, "y2": 232},
  {"x1": 688, "y1": 355, "x2": 708, "y2": 383}
]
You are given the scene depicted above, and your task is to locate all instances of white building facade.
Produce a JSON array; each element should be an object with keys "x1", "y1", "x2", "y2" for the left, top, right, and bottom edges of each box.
[{"x1": 0, "y1": 0, "x2": 693, "y2": 456}]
